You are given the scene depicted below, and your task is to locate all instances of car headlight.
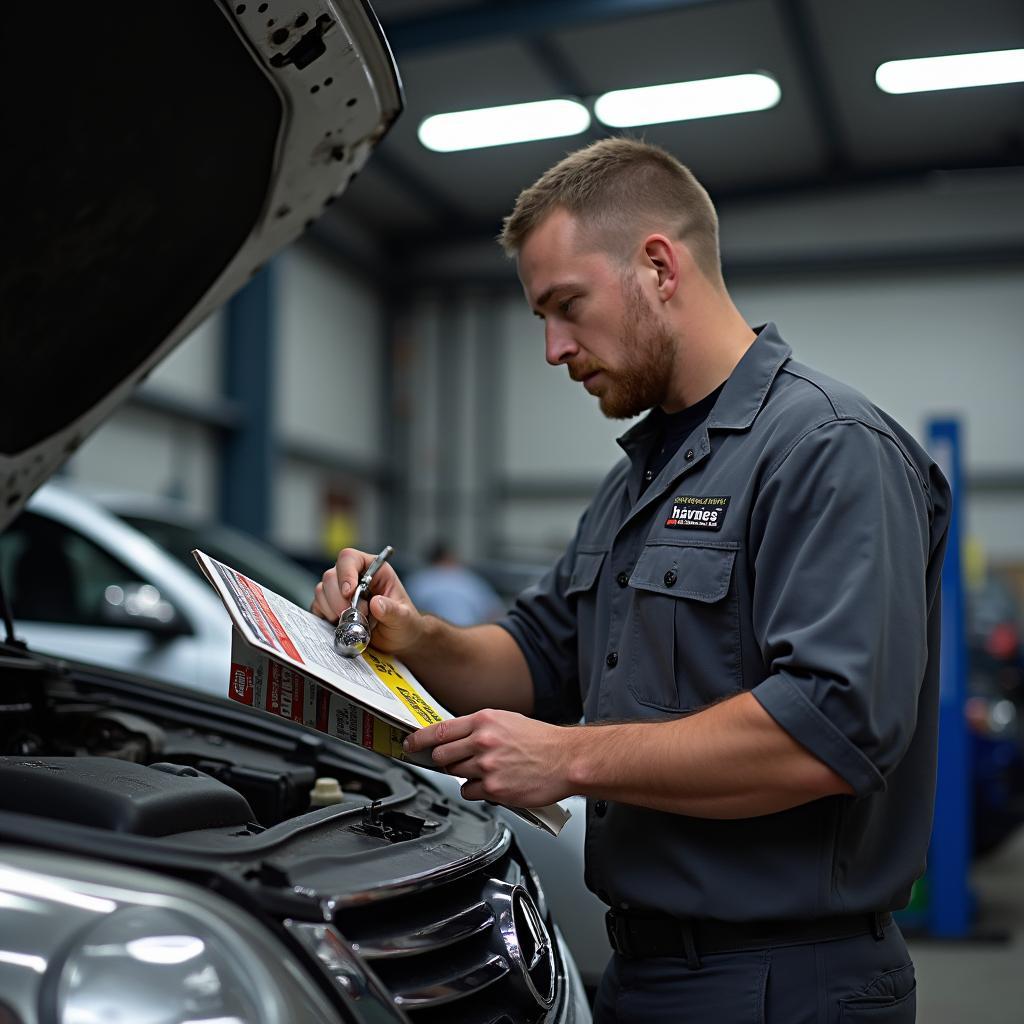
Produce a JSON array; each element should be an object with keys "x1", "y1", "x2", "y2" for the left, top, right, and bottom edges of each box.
[
  {"x1": 0, "y1": 849, "x2": 341, "y2": 1024},
  {"x1": 55, "y1": 906, "x2": 277, "y2": 1023}
]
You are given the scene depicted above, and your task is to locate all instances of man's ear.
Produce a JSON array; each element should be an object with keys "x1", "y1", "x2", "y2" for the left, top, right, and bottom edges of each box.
[{"x1": 642, "y1": 234, "x2": 680, "y2": 301}]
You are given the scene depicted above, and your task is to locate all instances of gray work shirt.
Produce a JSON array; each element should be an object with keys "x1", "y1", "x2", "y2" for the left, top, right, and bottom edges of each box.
[{"x1": 499, "y1": 323, "x2": 951, "y2": 921}]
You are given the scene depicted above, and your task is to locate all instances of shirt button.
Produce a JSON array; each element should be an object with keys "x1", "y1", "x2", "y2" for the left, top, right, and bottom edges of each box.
[
  {"x1": 644, "y1": 469, "x2": 654, "y2": 481},
  {"x1": 663, "y1": 569, "x2": 677, "y2": 587},
  {"x1": 606, "y1": 651, "x2": 618, "y2": 668},
  {"x1": 594, "y1": 799, "x2": 608, "y2": 817},
  {"x1": 684, "y1": 449, "x2": 695, "y2": 461},
  {"x1": 616, "y1": 571, "x2": 629, "y2": 588}
]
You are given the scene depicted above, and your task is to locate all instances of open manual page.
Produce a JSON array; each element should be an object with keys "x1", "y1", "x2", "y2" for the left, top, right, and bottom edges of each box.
[{"x1": 192, "y1": 550, "x2": 570, "y2": 837}]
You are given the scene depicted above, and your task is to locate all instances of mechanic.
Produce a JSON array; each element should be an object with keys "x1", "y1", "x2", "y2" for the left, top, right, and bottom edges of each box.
[{"x1": 313, "y1": 138, "x2": 951, "y2": 1023}]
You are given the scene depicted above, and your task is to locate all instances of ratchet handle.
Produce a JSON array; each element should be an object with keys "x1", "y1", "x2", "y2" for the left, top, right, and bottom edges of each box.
[
  {"x1": 352, "y1": 544, "x2": 394, "y2": 607},
  {"x1": 334, "y1": 545, "x2": 394, "y2": 657}
]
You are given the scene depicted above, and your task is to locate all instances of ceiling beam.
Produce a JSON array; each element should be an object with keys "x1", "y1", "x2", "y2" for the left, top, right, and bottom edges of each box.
[
  {"x1": 383, "y1": 0, "x2": 729, "y2": 54},
  {"x1": 388, "y1": 157, "x2": 1024, "y2": 253},
  {"x1": 304, "y1": 221, "x2": 389, "y2": 290},
  {"x1": 522, "y1": 34, "x2": 591, "y2": 98},
  {"x1": 521, "y1": 35, "x2": 611, "y2": 145},
  {"x1": 370, "y1": 147, "x2": 471, "y2": 227},
  {"x1": 774, "y1": 0, "x2": 852, "y2": 174},
  {"x1": 404, "y1": 240, "x2": 1024, "y2": 291}
]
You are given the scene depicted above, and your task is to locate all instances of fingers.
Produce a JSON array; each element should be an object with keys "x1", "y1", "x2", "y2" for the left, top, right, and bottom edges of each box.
[
  {"x1": 405, "y1": 716, "x2": 493, "y2": 789},
  {"x1": 460, "y1": 779, "x2": 487, "y2": 802},
  {"x1": 311, "y1": 548, "x2": 394, "y2": 621},
  {"x1": 334, "y1": 548, "x2": 372, "y2": 601},
  {"x1": 428, "y1": 736, "x2": 479, "y2": 769},
  {"x1": 338, "y1": 547, "x2": 405, "y2": 595},
  {"x1": 320, "y1": 568, "x2": 347, "y2": 619},
  {"x1": 403, "y1": 715, "x2": 477, "y2": 754},
  {"x1": 310, "y1": 568, "x2": 349, "y2": 622},
  {"x1": 367, "y1": 592, "x2": 404, "y2": 625},
  {"x1": 311, "y1": 579, "x2": 337, "y2": 620}
]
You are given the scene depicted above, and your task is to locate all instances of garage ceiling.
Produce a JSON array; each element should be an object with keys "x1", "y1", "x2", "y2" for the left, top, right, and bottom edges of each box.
[{"x1": 327, "y1": 0, "x2": 1024, "y2": 257}]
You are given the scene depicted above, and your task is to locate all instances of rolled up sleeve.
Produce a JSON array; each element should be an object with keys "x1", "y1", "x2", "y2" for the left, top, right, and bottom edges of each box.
[{"x1": 749, "y1": 420, "x2": 932, "y2": 798}]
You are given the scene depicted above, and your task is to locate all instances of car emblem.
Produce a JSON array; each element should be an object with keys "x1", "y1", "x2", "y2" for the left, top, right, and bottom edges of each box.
[{"x1": 488, "y1": 882, "x2": 556, "y2": 1011}]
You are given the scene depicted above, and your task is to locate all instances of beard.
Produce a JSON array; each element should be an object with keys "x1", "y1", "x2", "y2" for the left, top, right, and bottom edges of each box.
[{"x1": 585, "y1": 272, "x2": 677, "y2": 420}]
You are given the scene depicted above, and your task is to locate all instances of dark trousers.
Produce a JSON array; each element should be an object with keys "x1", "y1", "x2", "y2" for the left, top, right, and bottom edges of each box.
[{"x1": 593, "y1": 919, "x2": 915, "y2": 1024}]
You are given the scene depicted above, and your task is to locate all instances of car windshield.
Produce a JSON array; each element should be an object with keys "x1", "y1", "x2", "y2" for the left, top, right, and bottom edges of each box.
[{"x1": 119, "y1": 514, "x2": 317, "y2": 608}]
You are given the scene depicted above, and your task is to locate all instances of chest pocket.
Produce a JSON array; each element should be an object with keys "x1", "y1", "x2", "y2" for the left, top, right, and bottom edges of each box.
[
  {"x1": 566, "y1": 549, "x2": 605, "y2": 596},
  {"x1": 625, "y1": 541, "x2": 741, "y2": 712}
]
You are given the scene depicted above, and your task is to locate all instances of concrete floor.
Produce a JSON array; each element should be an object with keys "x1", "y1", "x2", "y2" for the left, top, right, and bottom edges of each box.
[{"x1": 909, "y1": 826, "x2": 1024, "y2": 1022}]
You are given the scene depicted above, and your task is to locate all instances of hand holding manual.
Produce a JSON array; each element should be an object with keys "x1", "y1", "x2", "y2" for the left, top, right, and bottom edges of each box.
[{"x1": 193, "y1": 549, "x2": 570, "y2": 836}]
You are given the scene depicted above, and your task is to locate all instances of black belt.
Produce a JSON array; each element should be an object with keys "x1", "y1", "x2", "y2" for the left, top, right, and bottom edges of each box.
[{"x1": 605, "y1": 909, "x2": 892, "y2": 969}]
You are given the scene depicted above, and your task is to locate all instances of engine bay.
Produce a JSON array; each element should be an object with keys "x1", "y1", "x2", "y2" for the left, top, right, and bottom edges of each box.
[
  {"x1": 0, "y1": 644, "x2": 501, "y2": 880},
  {"x1": 0, "y1": 648, "x2": 390, "y2": 832}
]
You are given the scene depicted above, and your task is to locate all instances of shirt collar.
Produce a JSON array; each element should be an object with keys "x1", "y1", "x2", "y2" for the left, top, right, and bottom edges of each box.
[
  {"x1": 707, "y1": 322, "x2": 791, "y2": 431},
  {"x1": 617, "y1": 321, "x2": 792, "y2": 454}
]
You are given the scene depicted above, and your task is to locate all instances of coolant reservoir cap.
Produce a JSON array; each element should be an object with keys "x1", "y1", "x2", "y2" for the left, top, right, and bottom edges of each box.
[{"x1": 309, "y1": 776, "x2": 343, "y2": 807}]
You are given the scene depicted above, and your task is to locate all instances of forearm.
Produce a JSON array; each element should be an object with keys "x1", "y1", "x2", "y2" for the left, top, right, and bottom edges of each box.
[
  {"x1": 563, "y1": 691, "x2": 854, "y2": 817},
  {"x1": 399, "y1": 618, "x2": 535, "y2": 717}
]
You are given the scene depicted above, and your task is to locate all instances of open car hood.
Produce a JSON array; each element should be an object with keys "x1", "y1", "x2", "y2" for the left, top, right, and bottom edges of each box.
[{"x1": 0, "y1": 0, "x2": 401, "y2": 531}]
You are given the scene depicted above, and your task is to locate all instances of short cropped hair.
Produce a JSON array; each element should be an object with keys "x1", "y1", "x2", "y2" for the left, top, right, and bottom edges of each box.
[{"x1": 499, "y1": 137, "x2": 723, "y2": 286}]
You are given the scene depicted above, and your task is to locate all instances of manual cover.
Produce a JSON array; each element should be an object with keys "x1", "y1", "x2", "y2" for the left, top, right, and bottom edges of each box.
[{"x1": 193, "y1": 549, "x2": 570, "y2": 836}]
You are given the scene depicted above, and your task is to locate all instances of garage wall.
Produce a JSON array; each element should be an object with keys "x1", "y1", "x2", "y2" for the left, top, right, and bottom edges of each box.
[
  {"x1": 732, "y1": 267, "x2": 1023, "y2": 469},
  {"x1": 274, "y1": 243, "x2": 387, "y2": 558},
  {"x1": 272, "y1": 458, "x2": 383, "y2": 564},
  {"x1": 276, "y1": 245, "x2": 382, "y2": 462},
  {"x1": 732, "y1": 266, "x2": 1023, "y2": 561},
  {"x1": 145, "y1": 310, "x2": 224, "y2": 404},
  {"x1": 66, "y1": 312, "x2": 225, "y2": 515},
  {"x1": 399, "y1": 179, "x2": 1024, "y2": 567},
  {"x1": 397, "y1": 288, "x2": 625, "y2": 563},
  {"x1": 70, "y1": 405, "x2": 221, "y2": 514},
  {"x1": 400, "y1": 296, "x2": 497, "y2": 562},
  {"x1": 402, "y1": 294, "x2": 444, "y2": 557},
  {"x1": 66, "y1": 242, "x2": 389, "y2": 563},
  {"x1": 480, "y1": 265, "x2": 1024, "y2": 563},
  {"x1": 499, "y1": 298, "x2": 628, "y2": 482},
  {"x1": 63, "y1": 183, "x2": 1024, "y2": 574}
]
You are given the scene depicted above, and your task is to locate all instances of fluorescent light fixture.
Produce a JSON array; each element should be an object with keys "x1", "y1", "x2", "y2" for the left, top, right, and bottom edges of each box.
[
  {"x1": 594, "y1": 73, "x2": 781, "y2": 128},
  {"x1": 418, "y1": 99, "x2": 590, "y2": 152},
  {"x1": 876, "y1": 49, "x2": 1024, "y2": 94}
]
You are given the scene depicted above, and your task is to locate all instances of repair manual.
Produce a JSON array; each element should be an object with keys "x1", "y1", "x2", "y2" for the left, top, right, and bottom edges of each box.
[{"x1": 193, "y1": 549, "x2": 570, "y2": 836}]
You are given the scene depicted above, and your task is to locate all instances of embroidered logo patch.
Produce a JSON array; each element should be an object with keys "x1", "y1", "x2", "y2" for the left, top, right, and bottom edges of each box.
[{"x1": 665, "y1": 495, "x2": 730, "y2": 531}]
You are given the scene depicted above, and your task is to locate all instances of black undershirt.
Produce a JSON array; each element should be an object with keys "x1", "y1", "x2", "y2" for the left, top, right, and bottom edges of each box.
[{"x1": 640, "y1": 382, "x2": 726, "y2": 495}]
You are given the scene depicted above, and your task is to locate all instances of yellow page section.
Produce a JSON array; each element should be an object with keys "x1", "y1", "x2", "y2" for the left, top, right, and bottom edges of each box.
[
  {"x1": 372, "y1": 717, "x2": 409, "y2": 759},
  {"x1": 362, "y1": 649, "x2": 445, "y2": 727}
]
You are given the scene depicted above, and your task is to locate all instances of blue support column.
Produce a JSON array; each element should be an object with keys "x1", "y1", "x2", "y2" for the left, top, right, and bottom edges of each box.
[
  {"x1": 926, "y1": 417, "x2": 972, "y2": 937},
  {"x1": 221, "y1": 265, "x2": 275, "y2": 539}
]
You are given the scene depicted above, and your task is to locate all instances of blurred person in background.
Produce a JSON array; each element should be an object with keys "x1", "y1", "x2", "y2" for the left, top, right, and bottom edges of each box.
[{"x1": 405, "y1": 540, "x2": 503, "y2": 627}]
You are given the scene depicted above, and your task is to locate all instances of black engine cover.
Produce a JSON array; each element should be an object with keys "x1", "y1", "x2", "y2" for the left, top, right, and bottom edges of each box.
[{"x1": 0, "y1": 756, "x2": 254, "y2": 836}]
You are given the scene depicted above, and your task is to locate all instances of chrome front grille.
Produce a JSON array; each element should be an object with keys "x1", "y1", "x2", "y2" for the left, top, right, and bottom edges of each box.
[{"x1": 332, "y1": 840, "x2": 561, "y2": 1024}]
